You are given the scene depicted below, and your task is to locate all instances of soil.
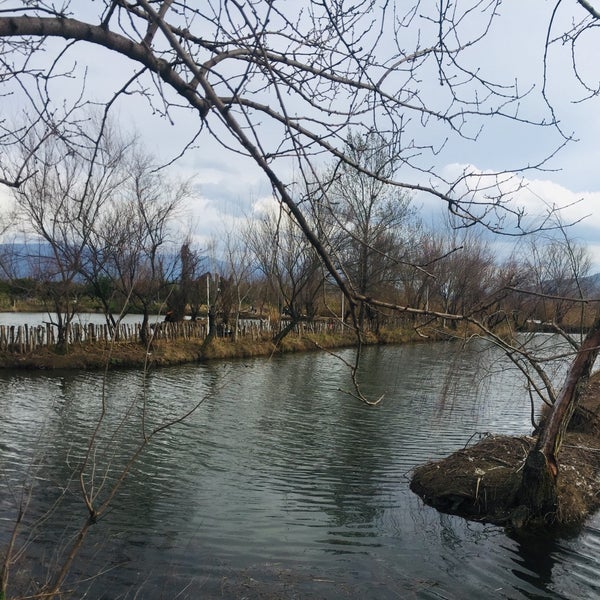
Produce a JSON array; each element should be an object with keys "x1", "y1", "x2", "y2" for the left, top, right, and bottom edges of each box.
[
  {"x1": 410, "y1": 373, "x2": 600, "y2": 528},
  {"x1": 0, "y1": 329, "x2": 382, "y2": 370}
]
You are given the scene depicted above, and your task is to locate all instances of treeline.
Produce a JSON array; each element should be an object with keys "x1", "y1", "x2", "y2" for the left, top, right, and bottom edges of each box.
[{"x1": 0, "y1": 130, "x2": 596, "y2": 351}]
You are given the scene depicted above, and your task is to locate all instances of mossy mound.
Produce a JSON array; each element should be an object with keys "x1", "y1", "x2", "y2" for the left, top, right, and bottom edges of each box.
[
  {"x1": 410, "y1": 373, "x2": 600, "y2": 527},
  {"x1": 411, "y1": 434, "x2": 533, "y2": 524}
]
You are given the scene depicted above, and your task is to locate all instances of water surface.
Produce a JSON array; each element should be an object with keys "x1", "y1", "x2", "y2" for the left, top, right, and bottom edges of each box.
[{"x1": 1, "y1": 341, "x2": 599, "y2": 598}]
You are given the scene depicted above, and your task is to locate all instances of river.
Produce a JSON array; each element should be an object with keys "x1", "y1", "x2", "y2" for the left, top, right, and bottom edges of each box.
[{"x1": 1, "y1": 340, "x2": 599, "y2": 599}]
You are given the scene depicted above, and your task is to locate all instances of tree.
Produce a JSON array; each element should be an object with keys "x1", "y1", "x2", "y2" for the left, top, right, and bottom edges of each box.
[
  {"x1": 166, "y1": 239, "x2": 205, "y2": 322},
  {"x1": 504, "y1": 224, "x2": 598, "y2": 523},
  {"x1": 11, "y1": 121, "x2": 129, "y2": 347},
  {"x1": 0, "y1": 2, "x2": 568, "y2": 304},
  {"x1": 0, "y1": 0, "x2": 597, "y2": 544},
  {"x1": 323, "y1": 131, "x2": 417, "y2": 328},
  {"x1": 246, "y1": 203, "x2": 324, "y2": 344},
  {"x1": 523, "y1": 229, "x2": 593, "y2": 327},
  {"x1": 220, "y1": 229, "x2": 256, "y2": 340},
  {"x1": 515, "y1": 318, "x2": 600, "y2": 523},
  {"x1": 427, "y1": 225, "x2": 497, "y2": 325},
  {"x1": 104, "y1": 150, "x2": 187, "y2": 344}
]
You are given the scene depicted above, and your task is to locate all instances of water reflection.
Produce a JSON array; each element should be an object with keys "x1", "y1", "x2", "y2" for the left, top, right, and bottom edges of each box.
[
  {"x1": 507, "y1": 530, "x2": 565, "y2": 598},
  {"x1": 1, "y1": 342, "x2": 599, "y2": 598}
]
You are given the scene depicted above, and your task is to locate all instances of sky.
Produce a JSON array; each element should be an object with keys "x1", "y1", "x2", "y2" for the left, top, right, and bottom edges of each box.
[{"x1": 1, "y1": 1, "x2": 599, "y2": 269}]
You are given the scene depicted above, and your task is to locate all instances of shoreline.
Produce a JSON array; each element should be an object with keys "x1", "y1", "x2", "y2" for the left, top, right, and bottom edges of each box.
[{"x1": 0, "y1": 326, "x2": 439, "y2": 370}]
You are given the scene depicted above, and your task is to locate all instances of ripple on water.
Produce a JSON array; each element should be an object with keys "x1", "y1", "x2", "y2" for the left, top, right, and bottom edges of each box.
[
  {"x1": 1, "y1": 342, "x2": 599, "y2": 599},
  {"x1": 548, "y1": 521, "x2": 600, "y2": 599}
]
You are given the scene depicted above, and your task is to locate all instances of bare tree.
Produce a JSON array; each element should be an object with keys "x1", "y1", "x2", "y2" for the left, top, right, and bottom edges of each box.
[
  {"x1": 11, "y1": 121, "x2": 129, "y2": 347},
  {"x1": 246, "y1": 203, "x2": 325, "y2": 344},
  {"x1": 104, "y1": 150, "x2": 187, "y2": 344},
  {"x1": 322, "y1": 131, "x2": 417, "y2": 329},
  {"x1": 429, "y1": 226, "x2": 497, "y2": 324},
  {"x1": 201, "y1": 238, "x2": 225, "y2": 339},
  {"x1": 165, "y1": 238, "x2": 205, "y2": 322},
  {"x1": 523, "y1": 229, "x2": 593, "y2": 328},
  {"x1": 0, "y1": 0, "x2": 597, "y2": 533},
  {"x1": 0, "y1": 2, "x2": 568, "y2": 305},
  {"x1": 0, "y1": 3, "x2": 578, "y2": 336},
  {"x1": 220, "y1": 229, "x2": 256, "y2": 340}
]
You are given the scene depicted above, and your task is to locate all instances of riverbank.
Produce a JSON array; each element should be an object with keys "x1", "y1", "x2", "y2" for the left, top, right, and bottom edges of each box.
[
  {"x1": 410, "y1": 371, "x2": 600, "y2": 529},
  {"x1": 0, "y1": 325, "x2": 435, "y2": 370}
]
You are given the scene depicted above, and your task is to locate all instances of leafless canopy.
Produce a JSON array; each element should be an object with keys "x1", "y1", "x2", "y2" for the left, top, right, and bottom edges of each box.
[
  {"x1": 0, "y1": 1, "x2": 583, "y2": 313},
  {"x1": 545, "y1": 1, "x2": 600, "y2": 105}
]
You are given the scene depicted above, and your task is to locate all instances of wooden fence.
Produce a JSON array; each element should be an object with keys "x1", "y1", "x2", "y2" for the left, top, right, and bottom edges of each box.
[{"x1": 0, "y1": 317, "x2": 354, "y2": 354}]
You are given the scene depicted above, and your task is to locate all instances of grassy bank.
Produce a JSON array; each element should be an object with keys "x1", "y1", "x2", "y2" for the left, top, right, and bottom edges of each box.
[{"x1": 0, "y1": 324, "x2": 442, "y2": 370}]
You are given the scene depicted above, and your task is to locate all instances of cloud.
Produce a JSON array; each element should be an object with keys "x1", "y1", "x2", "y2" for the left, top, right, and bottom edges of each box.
[
  {"x1": 431, "y1": 163, "x2": 600, "y2": 269},
  {"x1": 181, "y1": 189, "x2": 276, "y2": 250},
  {"x1": 0, "y1": 184, "x2": 13, "y2": 209},
  {"x1": 438, "y1": 163, "x2": 596, "y2": 224},
  {"x1": 250, "y1": 195, "x2": 279, "y2": 217}
]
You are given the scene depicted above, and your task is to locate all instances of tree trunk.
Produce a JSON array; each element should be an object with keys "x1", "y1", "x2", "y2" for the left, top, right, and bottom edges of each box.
[
  {"x1": 515, "y1": 318, "x2": 600, "y2": 524},
  {"x1": 208, "y1": 304, "x2": 218, "y2": 338},
  {"x1": 515, "y1": 449, "x2": 559, "y2": 524},
  {"x1": 273, "y1": 305, "x2": 304, "y2": 345},
  {"x1": 272, "y1": 317, "x2": 299, "y2": 345},
  {"x1": 140, "y1": 310, "x2": 150, "y2": 346}
]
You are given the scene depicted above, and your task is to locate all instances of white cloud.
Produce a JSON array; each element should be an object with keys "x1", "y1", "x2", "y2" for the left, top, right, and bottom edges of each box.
[
  {"x1": 438, "y1": 163, "x2": 596, "y2": 225},
  {"x1": 0, "y1": 184, "x2": 13, "y2": 211},
  {"x1": 433, "y1": 163, "x2": 600, "y2": 270},
  {"x1": 250, "y1": 195, "x2": 279, "y2": 217},
  {"x1": 0, "y1": 185, "x2": 15, "y2": 239}
]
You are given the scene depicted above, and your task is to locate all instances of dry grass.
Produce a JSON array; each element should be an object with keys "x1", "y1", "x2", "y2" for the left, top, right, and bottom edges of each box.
[
  {"x1": 0, "y1": 324, "x2": 435, "y2": 370},
  {"x1": 0, "y1": 330, "x2": 426, "y2": 369}
]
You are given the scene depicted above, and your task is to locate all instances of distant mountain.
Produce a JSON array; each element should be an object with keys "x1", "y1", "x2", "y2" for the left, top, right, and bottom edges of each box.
[
  {"x1": 0, "y1": 241, "x2": 55, "y2": 279},
  {"x1": 582, "y1": 272, "x2": 600, "y2": 294},
  {"x1": 0, "y1": 241, "x2": 220, "y2": 281}
]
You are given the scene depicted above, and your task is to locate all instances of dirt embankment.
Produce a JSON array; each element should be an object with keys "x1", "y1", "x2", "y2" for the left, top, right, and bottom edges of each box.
[
  {"x1": 0, "y1": 327, "x2": 425, "y2": 370},
  {"x1": 410, "y1": 373, "x2": 600, "y2": 528}
]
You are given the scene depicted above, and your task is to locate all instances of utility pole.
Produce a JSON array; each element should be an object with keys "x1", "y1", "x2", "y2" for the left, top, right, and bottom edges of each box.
[{"x1": 206, "y1": 273, "x2": 210, "y2": 332}]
